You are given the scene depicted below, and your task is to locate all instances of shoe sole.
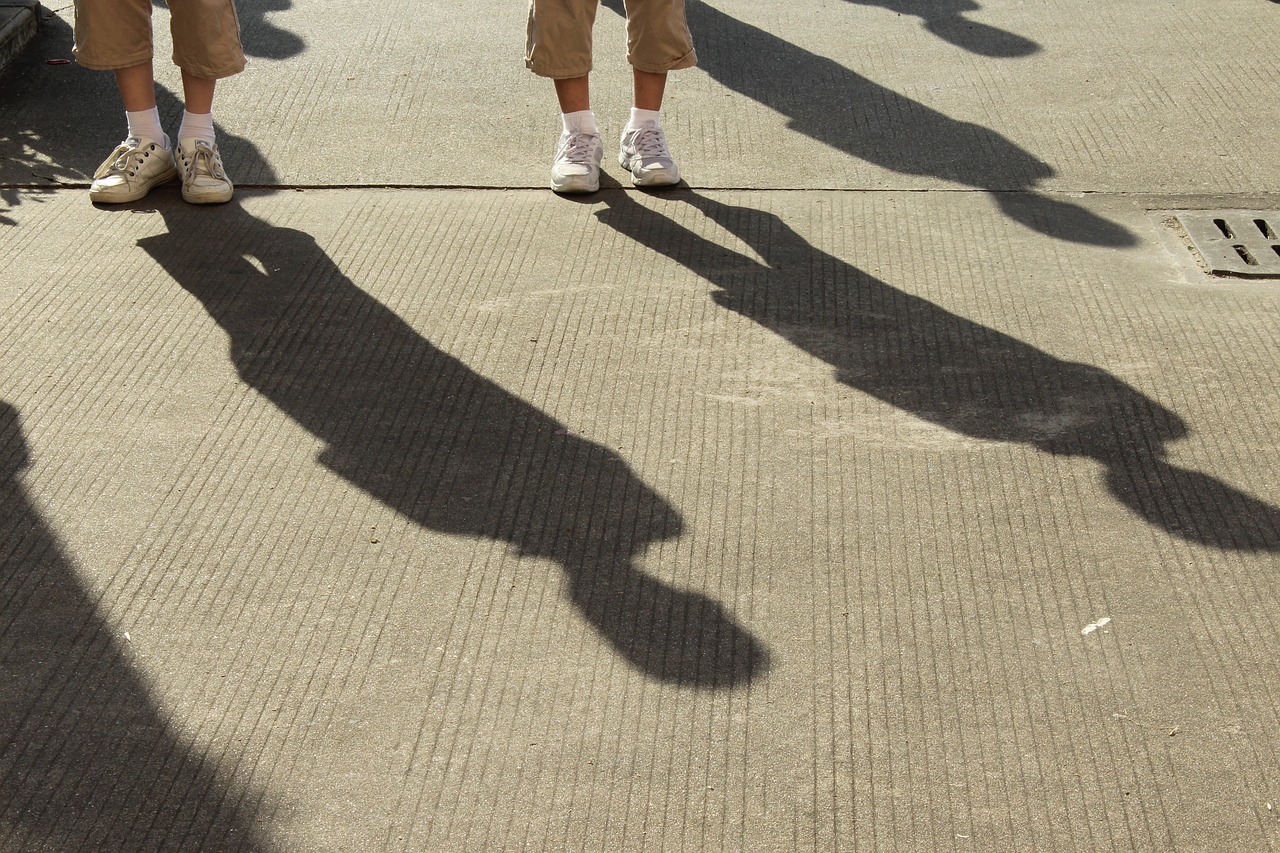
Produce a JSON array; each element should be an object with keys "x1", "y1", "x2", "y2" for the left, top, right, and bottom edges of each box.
[
  {"x1": 620, "y1": 156, "x2": 680, "y2": 188},
  {"x1": 550, "y1": 176, "x2": 599, "y2": 194},
  {"x1": 182, "y1": 186, "x2": 234, "y2": 204},
  {"x1": 88, "y1": 167, "x2": 178, "y2": 204},
  {"x1": 632, "y1": 170, "x2": 680, "y2": 188}
]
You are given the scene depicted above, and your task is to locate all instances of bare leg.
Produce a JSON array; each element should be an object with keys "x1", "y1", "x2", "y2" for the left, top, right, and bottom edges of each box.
[
  {"x1": 554, "y1": 75, "x2": 591, "y2": 113},
  {"x1": 181, "y1": 70, "x2": 216, "y2": 114},
  {"x1": 114, "y1": 62, "x2": 156, "y2": 111},
  {"x1": 632, "y1": 69, "x2": 666, "y2": 111}
]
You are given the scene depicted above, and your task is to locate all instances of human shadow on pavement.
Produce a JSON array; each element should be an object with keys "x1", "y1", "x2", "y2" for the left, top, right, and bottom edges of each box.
[
  {"x1": 602, "y1": 0, "x2": 1129, "y2": 248},
  {"x1": 136, "y1": 198, "x2": 768, "y2": 688},
  {"x1": 842, "y1": 0, "x2": 1040, "y2": 57},
  {"x1": 594, "y1": 187, "x2": 1280, "y2": 552},
  {"x1": 0, "y1": 401, "x2": 277, "y2": 852}
]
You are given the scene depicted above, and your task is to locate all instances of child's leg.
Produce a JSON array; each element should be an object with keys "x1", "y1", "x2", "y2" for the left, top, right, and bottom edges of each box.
[
  {"x1": 74, "y1": 0, "x2": 163, "y2": 141},
  {"x1": 115, "y1": 61, "x2": 167, "y2": 145},
  {"x1": 167, "y1": 0, "x2": 242, "y2": 145},
  {"x1": 526, "y1": 0, "x2": 597, "y2": 80},
  {"x1": 555, "y1": 75, "x2": 592, "y2": 114},
  {"x1": 72, "y1": 0, "x2": 152, "y2": 73},
  {"x1": 114, "y1": 62, "x2": 157, "y2": 112},
  {"x1": 621, "y1": 0, "x2": 695, "y2": 77},
  {"x1": 632, "y1": 69, "x2": 666, "y2": 111},
  {"x1": 168, "y1": 0, "x2": 242, "y2": 204},
  {"x1": 619, "y1": 68, "x2": 678, "y2": 187},
  {"x1": 72, "y1": 0, "x2": 177, "y2": 202},
  {"x1": 181, "y1": 70, "x2": 216, "y2": 116},
  {"x1": 528, "y1": 0, "x2": 603, "y2": 193},
  {"x1": 617, "y1": 0, "x2": 693, "y2": 187},
  {"x1": 549, "y1": 75, "x2": 603, "y2": 194},
  {"x1": 174, "y1": 68, "x2": 232, "y2": 204},
  {"x1": 177, "y1": 69, "x2": 218, "y2": 149},
  {"x1": 167, "y1": 0, "x2": 246, "y2": 81}
]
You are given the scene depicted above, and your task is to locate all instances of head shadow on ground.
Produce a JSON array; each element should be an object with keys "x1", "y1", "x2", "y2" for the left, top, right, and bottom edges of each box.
[
  {"x1": 0, "y1": 400, "x2": 281, "y2": 852},
  {"x1": 0, "y1": 0, "x2": 299, "y2": 224},
  {"x1": 602, "y1": 0, "x2": 1130, "y2": 247},
  {"x1": 591, "y1": 183, "x2": 1280, "y2": 553},
  {"x1": 132, "y1": 193, "x2": 769, "y2": 688},
  {"x1": 840, "y1": 0, "x2": 1040, "y2": 57}
]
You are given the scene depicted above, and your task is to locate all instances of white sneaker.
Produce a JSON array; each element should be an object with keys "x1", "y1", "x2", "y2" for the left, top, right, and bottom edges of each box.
[
  {"x1": 88, "y1": 137, "x2": 177, "y2": 204},
  {"x1": 619, "y1": 121, "x2": 680, "y2": 187},
  {"x1": 177, "y1": 139, "x2": 234, "y2": 204},
  {"x1": 551, "y1": 130, "x2": 603, "y2": 194}
]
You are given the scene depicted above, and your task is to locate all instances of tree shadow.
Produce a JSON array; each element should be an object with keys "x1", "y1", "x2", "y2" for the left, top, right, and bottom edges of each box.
[
  {"x1": 135, "y1": 195, "x2": 769, "y2": 687},
  {"x1": 0, "y1": 0, "x2": 297, "y2": 224},
  {"x1": 842, "y1": 0, "x2": 1040, "y2": 58},
  {"x1": 601, "y1": 0, "x2": 1129, "y2": 247},
  {"x1": 593, "y1": 185, "x2": 1280, "y2": 552},
  {"x1": 0, "y1": 400, "x2": 279, "y2": 851}
]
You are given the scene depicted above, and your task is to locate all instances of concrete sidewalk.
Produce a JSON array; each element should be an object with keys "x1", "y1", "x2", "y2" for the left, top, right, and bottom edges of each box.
[
  {"x1": 2, "y1": 2, "x2": 1279, "y2": 851},
  {"x1": 0, "y1": 1, "x2": 37, "y2": 76}
]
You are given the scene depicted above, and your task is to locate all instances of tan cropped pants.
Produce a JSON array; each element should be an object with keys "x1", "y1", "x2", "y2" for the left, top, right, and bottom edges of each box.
[
  {"x1": 526, "y1": 0, "x2": 696, "y2": 79},
  {"x1": 73, "y1": 0, "x2": 245, "y2": 80}
]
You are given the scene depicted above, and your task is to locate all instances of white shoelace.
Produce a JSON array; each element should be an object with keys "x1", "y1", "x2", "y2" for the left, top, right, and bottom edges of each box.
[
  {"x1": 557, "y1": 132, "x2": 599, "y2": 166},
  {"x1": 93, "y1": 139, "x2": 150, "y2": 180},
  {"x1": 629, "y1": 126, "x2": 671, "y2": 161},
  {"x1": 185, "y1": 143, "x2": 225, "y2": 180}
]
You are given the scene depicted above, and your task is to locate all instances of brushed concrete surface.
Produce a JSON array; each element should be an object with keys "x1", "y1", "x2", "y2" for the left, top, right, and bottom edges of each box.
[{"x1": 2, "y1": 1, "x2": 1279, "y2": 851}]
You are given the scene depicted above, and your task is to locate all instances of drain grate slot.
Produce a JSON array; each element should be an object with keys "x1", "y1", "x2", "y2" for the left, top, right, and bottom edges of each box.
[{"x1": 1175, "y1": 211, "x2": 1280, "y2": 277}]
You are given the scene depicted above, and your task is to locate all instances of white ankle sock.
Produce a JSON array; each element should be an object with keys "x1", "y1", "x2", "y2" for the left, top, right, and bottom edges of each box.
[
  {"x1": 626, "y1": 107, "x2": 661, "y2": 131},
  {"x1": 562, "y1": 110, "x2": 598, "y2": 136},
  {"x1": 125, "y1": 108, "x2": 168, "y2": 148},
  {"x1": 177, "y1": 111, "x2": 216, "y2": 147}
]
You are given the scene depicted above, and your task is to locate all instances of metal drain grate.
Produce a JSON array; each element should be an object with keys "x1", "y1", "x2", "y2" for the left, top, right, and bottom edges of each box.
[{"x1": 1175, "y1": 211, "x2": 1280, "y2": 277}]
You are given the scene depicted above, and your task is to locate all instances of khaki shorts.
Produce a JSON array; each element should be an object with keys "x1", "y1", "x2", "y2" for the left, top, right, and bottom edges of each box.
[
  {"x1": 73, "y1": 0, "x2": 246, "y2": 79},
  {"x1": 526, "y1": 0, "x2": 696, "y2": 79}
]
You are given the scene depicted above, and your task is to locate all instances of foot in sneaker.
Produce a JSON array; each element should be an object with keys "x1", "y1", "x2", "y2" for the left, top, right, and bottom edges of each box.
[
  {"x1": 551, "y1": 130, "x2": 603, "y2": 194},
  {"x1": 177, "y1": 139, "x2": 234, "y2": 204},
  {"x1": 88, "y1": 137, "x2": 178, "y2": 204},
  {"x1": 619, "y1": 121, "x2": 680, "y2": 187}
]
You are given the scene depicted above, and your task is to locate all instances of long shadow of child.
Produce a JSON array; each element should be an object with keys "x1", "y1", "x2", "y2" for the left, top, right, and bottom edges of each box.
[
  {"x1": 840, "y1": 0, "x2": 1040, "y2": 57},
  {"x1": 594, "y1": 187, "x2": 1280, "y2": 552},
  {"x1": 601, "y1": 0, "x2": 1131, "y2": 248},
  {"x1": 0, "y1": 400, "x2": 278, "y2": 852},
  {"x1": 137, "y1": 198, "x2": 769, "y2": 688}
]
